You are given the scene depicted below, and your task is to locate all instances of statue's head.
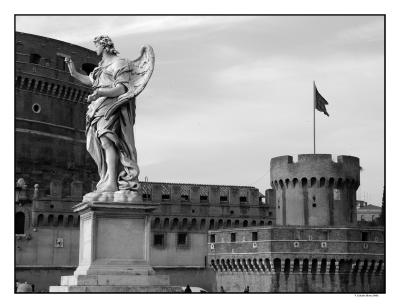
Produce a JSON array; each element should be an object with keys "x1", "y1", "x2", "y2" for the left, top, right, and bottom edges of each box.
[{"x1": 93, "y1": 35, "x2": 119, "y2": 56}]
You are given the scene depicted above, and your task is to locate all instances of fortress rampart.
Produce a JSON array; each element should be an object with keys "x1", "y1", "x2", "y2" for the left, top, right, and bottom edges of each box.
[
  {"x1": 15, "y1": 32, "x2": 99, "y2": 195},
  {"x1": 270, "y1": 154, "x2": 360, "y2": 226},
  {"x1": 208, "y1": 226, "x2": 384, "y2": 292}
]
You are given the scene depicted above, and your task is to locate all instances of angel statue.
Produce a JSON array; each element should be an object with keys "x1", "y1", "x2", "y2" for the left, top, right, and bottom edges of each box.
[{"x1": 64, "y1": 35, "x2": 155, "y2": 195}]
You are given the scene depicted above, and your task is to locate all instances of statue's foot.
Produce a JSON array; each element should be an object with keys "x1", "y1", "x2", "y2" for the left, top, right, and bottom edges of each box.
[{"x1": 96, "y1": 183, "x2": 118, "y2": 193}]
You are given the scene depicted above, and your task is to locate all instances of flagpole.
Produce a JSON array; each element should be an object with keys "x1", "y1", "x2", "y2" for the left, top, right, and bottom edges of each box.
[{"x1": 313, "y1": 81, "x2": 316, "y2": 154}]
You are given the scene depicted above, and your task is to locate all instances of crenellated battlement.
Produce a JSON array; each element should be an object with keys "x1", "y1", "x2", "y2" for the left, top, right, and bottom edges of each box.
[{"x1": 270, "y1": 154, "x2": 360, "y2": 187}]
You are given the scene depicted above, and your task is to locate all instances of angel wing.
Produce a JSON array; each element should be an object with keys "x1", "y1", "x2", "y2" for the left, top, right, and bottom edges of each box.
[{"x1": 104, "y1": 45, "x2": 155, "y2": 119}]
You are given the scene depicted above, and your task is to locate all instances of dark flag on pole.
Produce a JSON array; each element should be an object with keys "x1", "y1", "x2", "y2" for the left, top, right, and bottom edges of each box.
[{"x1": 314, "y1": 83, "x2": 330, "y2": 116}]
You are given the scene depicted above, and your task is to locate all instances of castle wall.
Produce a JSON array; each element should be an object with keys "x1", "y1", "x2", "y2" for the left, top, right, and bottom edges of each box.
[
  {"x1": 150, "y1": 232, "x2": 208, "y2": 267},
  {"x1": 15, "y1": 32, "x2": 99, "y2": 194},
  {"x1": 16, "y1": 180, "x2": 274, "y2": 291},
  {"x1": 208, "y1": 226, "x2": 384, "y2": 292},
  {"x1": 216, "y1": 272, "x2": 384, "y2": 293}
]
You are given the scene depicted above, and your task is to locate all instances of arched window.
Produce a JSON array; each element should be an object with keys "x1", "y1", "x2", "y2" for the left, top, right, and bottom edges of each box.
[
  {"x1": 293, "y1": 259, "x2": 300, "y2": 272},
  {"x1": 15, "y1": 212, "x2": 25, "y2": 234},
  {"x1": 284, "y1": 259, "x2": 291, "y2": 273},
  {"x1": 320, "y1": 259, "x2": 327, "y2": 273},
  {"x1": 329, "y1": 259, "x2": 336, "y2": 273},
  {"x1": 67, "y1": 215, "x2": 74, "y2": 227},
  {"x1": 243, "y1": 220, "x2": 248, "y2": 227},
  {"x1": 251, "y1": 220, "x2": 257, "y2": 226},
  {"x1": 57, "y1": 215, "x2": 64, "y2": 227},
  {"x1": 29, "y1": 53, "x2": 41, "y2": 64},
  {"x1": 22, "y1": 78, "x2": 29, "y2": 89},
  {"x1": 36, "y1": 80, "x2": 42, "y2": 91},
  {"x1": 163, "y1": 218, "x2": 170, "y2": 229},
  {"x1": 37, "y1": 214, "x2": 44, "y2": 227},
  {"x1": 200, "y1": 219, "x2": 206, "y2": 230},
  {"x1": 29, "y1": 79, "x2": 36, "y2": 91},
  {"x1": 311, "y1": 259, "x2": 318, "y2": 274},
  {"x1": 82, "y1": 63, "x2": 97, "y2": 75},
  {"x1": 302, "y1": 259, "x2": 309, "y2": 273},
  {"x1": 48, "y1": 215, "x2": 54, "y2": 226},
  {"x1": 172, "y1": 218, "x2": 179, "y2": 229},
  {"x1": 209, "y1": 219, "x2": 215, "y2": 230},
  {"x1": 273, "y1": 258, "x2": 281, "y2": 272},
  {"x1": 43, "y1": 82, "x2": 49, "y2": 93},
  {"x1": 153, "y1": 217, "x2": 161, "y2": 228},
  {"x1": 311, "y1": 177, "x2": 316, "y2": 187}
]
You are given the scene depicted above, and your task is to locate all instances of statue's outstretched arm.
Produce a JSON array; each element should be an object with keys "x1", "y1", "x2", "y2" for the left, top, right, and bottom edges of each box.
[{"x1": 63, "y1": 55, "x2": 92, "y2": 86}]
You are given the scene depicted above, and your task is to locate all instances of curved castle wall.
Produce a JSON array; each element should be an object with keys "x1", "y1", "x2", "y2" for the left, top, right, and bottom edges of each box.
[
  {"x1": 15, "y1": 32, "x2": 99, "y2": 194},
  {"x1": 270, "y1": 154, "x2": 360, "y2": 226}
]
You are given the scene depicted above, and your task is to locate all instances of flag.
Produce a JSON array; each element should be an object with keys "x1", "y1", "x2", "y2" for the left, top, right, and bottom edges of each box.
[{"x1": 314, "y1": 83, "x2": 330, "y2": 116}]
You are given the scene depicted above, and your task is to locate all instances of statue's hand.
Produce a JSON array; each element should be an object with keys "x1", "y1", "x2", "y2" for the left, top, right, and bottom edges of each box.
[
  {"x1": 87, "y1": 91, "x2": 99, "y2": 103},
  {"x1": 64, "y1": 56, "x2": 75, "y2": 75}
]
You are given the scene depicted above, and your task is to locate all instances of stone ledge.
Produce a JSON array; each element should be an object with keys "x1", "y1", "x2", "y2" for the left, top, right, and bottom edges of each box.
[
  {"x1": 50, "y1": 285, "x2": 182, "y2": 293},
  {"x1": 60, "y1": 274, "x2": 170, "y2": 286}
]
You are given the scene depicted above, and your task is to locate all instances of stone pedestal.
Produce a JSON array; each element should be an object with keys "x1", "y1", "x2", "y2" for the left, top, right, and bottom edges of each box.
[{"x1": 50, "y1": 194, "x2": 180, "y2": 292}]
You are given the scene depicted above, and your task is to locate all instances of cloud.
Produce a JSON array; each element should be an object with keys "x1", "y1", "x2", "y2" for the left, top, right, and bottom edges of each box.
[
  {"x1": 213, "y1": 53, "x2": 383, "y2": 87},
  {"x1": 334, "y1": 19, "x2": 384, "y2": 43},
  {"x1": 16, "y1": 16, "x2": 255, "y2": 45}
]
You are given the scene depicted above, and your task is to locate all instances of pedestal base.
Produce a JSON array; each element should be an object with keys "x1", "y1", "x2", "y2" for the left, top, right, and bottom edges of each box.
[
  {"x1": 49, "y1": 272, "x2": 181, "y2": 293},
  {"x1": 49, "y1": 196, "x2": 181, "y2": 292}
]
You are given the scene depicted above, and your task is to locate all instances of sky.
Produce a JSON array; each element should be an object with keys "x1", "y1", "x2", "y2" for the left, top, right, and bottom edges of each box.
[{"x1": 15, "y1": 15, "x2": 384, "y2": 205}]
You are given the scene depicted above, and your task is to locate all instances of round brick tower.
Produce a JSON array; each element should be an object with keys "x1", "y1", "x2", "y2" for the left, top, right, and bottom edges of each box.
[
  {"x1": 270, "y1": 154, "x2": 360, "y2": 226},
  {"x1": 15, "y1": 32, "x2": 99, "y2": 195}
]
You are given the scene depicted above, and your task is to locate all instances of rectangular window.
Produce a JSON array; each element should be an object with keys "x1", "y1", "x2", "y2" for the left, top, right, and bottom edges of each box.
[
  {"x1": 56, "y1": 55, "x2": 66, "y2": 71},
  {"x1": 269, "y1": 211, "x2": 273, "y2": 216},
  {"x1": 181, "y1": 194, "x2": 189, "y2": 202},
  {"x1": 252, "y1": 232, "x2": 258, "y2": 241},
  {"x1": 240, "y1": 196, "x2": 247, "y2": 203},
  {"x1": 220, "y1": 196, "x2": 228, "y2": 203},
  {"x1": 200, "y1": 195, "x2": 209, "y2": 203},
  {"x1": 161, "y1": 194, "x2": 170, "y2": 201},
  {"x1": 362, "y1": 232, "x2": 369, "y2": 241},
  {"x1": 142, "y1": 193, "x2": 151, "y2": 201},
  {"x1": 177, "y1": 233, "x2": 188, "y2": 246},
  {"x1": 230, "y1": 233, "x2": 236, "y2": 242},
  {"x1": 153, "y1": 234, "x2": 164, "y2": 247},
  {"x1": 333, "y1": 189, "x2": 341, "y2": 200},
  {"x1": 210, "y1": 234, "x2": 215, "y2": 243}
]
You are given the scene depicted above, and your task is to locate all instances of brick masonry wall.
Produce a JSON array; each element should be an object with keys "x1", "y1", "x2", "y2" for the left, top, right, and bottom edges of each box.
[{"x1": 216, "y1": 272, "x2": 385, "y2": 293}]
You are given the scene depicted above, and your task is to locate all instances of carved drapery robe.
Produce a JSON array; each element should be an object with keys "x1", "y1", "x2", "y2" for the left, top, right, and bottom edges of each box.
[{"x1": 85, "y1": 46, "x2": 155, "y2": 191}]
